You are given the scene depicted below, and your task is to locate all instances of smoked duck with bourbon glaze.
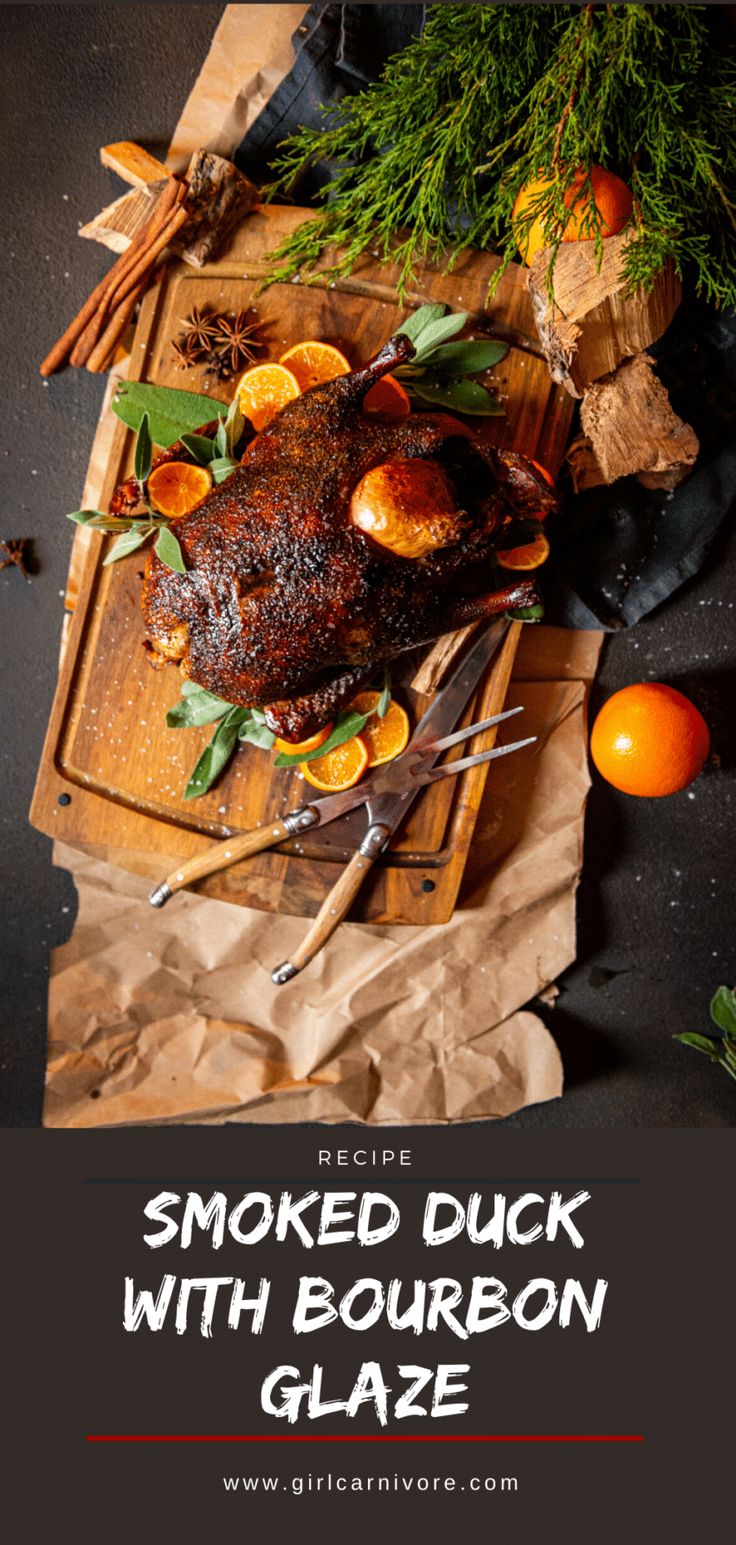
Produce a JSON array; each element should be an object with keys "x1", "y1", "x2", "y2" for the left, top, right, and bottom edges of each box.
[{"x1": 141, "y1": 332, "x2": 555, "y2": 742}]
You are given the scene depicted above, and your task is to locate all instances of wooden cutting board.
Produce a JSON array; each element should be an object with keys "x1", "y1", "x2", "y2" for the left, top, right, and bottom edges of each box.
[{"x1": 30, "y1": 206, "x2": 573, "y2": 924}]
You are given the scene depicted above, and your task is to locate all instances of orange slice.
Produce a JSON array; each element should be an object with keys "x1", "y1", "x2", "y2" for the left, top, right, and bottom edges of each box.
[
  {"x1": 301, "y1": 735, "x2": 370, "y2": 791},
  {"x1": 273, "y1": 724, "x2": 334, "y2": 756},
  {"x1": 526, "y1": 458, "x2": 555, "y2": 520},
  {"x1": 363, "y1": 374, "x2": 411, "y2": 418},
  {"x1": 529, "y1": 458, "x2": 555, "y2": 487},
  {"x1": 279, "y1": 341, "x2": 351, "y2": 391},
  {"x1": 235, "y1": 362, "x2": 301, "y2": 431},
  {"x1": 497, "y1": 531, "x2": 550, "y2": 570},
  {"x1": 350, "y1": 691, "x2": 410, "y2": 767},
  {"x1": 147, "y1": 461, "x2": 213, "y2": 519}
]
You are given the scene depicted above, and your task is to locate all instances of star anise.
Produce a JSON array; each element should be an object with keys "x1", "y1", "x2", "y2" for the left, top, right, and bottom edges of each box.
[
  {"x1": 0, "y1": 538, "x2": 30, "y2": 576},
  {"x1": 171, "y1": 332, "x2": 203, "y2": 369},
  {"x1": 212, "y1": 310, "x2": 264, "y2": 374},
  {"x1": 181, "y1": 306, "x2": 220, "y2": 353}
]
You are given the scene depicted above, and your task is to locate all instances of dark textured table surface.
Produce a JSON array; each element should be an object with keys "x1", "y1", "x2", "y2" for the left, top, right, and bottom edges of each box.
[{"x1": 1, "y1": 4, "x2": 733, "y2": 1128}]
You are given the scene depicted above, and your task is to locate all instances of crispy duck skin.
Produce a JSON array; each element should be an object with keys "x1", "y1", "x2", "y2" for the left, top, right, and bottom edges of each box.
[{"x1": 141, "y1": 333, "x2": 555, "y2": 740}]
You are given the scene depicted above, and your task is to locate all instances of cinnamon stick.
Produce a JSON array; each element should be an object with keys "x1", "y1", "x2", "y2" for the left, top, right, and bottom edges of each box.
[
  {"x1": 40, "y1": 268, "x2": 122, "y2": 377},
  {"x1": 108, "y1": 202, "x2": 190, "y2": 308},
  {"x1": 40, "y1": 176, "x2": 182, "y2": 376},
  {"x1": 85, "y1": 276, "x2": 150, "y2": 374},
  {"x1": 95, "y1": 177, "x2": 184, "y2": 317},
  {"x1": 71, "y1": 179, "x2": 185, "y2": 367}
]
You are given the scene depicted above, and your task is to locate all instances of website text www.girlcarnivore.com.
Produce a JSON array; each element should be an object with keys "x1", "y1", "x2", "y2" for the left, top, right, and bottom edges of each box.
[{"x1": 223, "y1": 1473, "x2": 519, "y2": 1496}]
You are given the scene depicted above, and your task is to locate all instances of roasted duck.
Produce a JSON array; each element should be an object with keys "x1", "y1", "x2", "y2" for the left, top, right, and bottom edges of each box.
[{"x1": 141, "y1": 333, "x2": 555, "y2": 741}]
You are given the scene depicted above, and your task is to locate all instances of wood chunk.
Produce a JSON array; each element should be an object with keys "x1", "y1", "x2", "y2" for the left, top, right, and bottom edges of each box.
[
  {"x1": 565, "y1": 436, "x2": 605, "y2": 492},
  {"x1": 79, "y1": 180, "x2": 169, "y2": 254},
  {"x1": 411, "y1": 623, "x2": 481, "y2": 694},
  {"x1": 81, "y1": 151, "x2": 258, "y2": 267},
  {"x1": 566, "y1": 353, "x2": 699, "y2": 491},
  {"x1": 100, "y1": 141, "x2": 170, "y2": 187},
  {"x1": 528, "y1": 231, "x2": 681, "y2": 397},
  {"x1": 181, "y1": 149, "x2": 258, "y2": 267}
]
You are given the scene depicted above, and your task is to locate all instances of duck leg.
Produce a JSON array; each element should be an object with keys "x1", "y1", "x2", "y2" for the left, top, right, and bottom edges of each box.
[
  {"x1": 438, "y1": 578, "x2": 539, "y2": 630},
  {"x1": 264, "y1": 664, "x2": 376, "y2": 743}
]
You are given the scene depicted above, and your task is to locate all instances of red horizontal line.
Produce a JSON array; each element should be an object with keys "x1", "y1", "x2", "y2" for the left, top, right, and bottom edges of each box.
[{"x1": 86, "y1": 1433, "x2": 644, "y2": 1444}]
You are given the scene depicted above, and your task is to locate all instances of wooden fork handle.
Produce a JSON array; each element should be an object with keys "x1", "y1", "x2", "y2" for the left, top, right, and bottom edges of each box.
[
  {"x1": 272, "y1": 824, "x2": 391, "y2": 984},
  {"x1": 149, "y1": 815, "x2": 304, "y2": 907}
]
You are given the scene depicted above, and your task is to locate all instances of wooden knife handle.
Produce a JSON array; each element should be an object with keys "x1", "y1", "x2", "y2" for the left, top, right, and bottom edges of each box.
[
  {"x1": 272, "y1": 824, "x2": 390, "y2": 985},
  {"x1": 149, "y1": 818, "x2": 293, "y2": 907}
]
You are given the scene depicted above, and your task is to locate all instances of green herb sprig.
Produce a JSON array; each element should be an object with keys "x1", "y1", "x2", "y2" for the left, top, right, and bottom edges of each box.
[
  {"x1": 264, "y1": 4, "x2": 736, "y2": 307},
  {"x1": 674, "y1": 986, "x2": 736, "y2": 1086},
  {"x1": 68, "y1": 508, "x2": 188, "y2": 573},
  {"x1": 166, "y1": 674, "x2": 392, "y2": 799},
  {"x1": 67, "y1": 389, "x2": 248, "y2": 571},
  {"x1": 68, "y1": 415, "x2": 187, "y2": 573},
  {"x1": 111, "y1": 381, "x2": 228, "y2": 448},
  {"x1": 395, "y1": 304, "x2": 506, "y2": 416},
  {"x1": 508, "y1": 603, "x2": 544, "y2": 622}
]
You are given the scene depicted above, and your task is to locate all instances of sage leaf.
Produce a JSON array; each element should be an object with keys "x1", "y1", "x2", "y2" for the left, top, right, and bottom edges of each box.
[
  {"x1": 210, "y1": 456, "x2": 238, "y2": 484},
  {"x1": 673, "y1": 1032, "x2": 722, "y2": 1060},
  {"x1": 183, "y1": 706, "x2": 249, "y2": 800},
  {"x1": 398, "y1": 303, "x2": 448, "y2": 344},
  {"x1": 68, "y1": 513, "x2": 141, "y2": 532},
  {"x1": 399, "y1": 304, "x2": 468, "y2": 360},
  {"x1": 710, "y1": 986, "x2": 736, "y2": 1038},
  {"x1": 410, "y1": 312, "x2": 469, "y2": 362},
  {"x1": 166, "y1": 687, "x2": 232, "y2": 729},
  {"x1": 724, "y1": 1038, "x2": 736, "y2": 1069},
  {"x1": 274, "y1": 709, "x2": 370, "y2": 767},
  {"x1": 154, "y1": 525, "x2": 187, "y2": 575},
  {"x1": 102, "y1": 525, "x2": 155, "y2": 566},
  {"x1": 410, "y1": 378, "x2": 504, "y2": 415},
  {"x1": 238, "y1": 717, "x2": 276, "y2": 750},
  {"x1": 66, "y1": 509, "x2": 109, "y2": 525},
  {"x1": 180, "y1": 433, "x2": 219, "y2": 465},
  {"x1": 215, "y1": 419, "x2": 229, "y2": 457},
  {"x1": 508, "y1": 603, "x2": 545, "y2": 621},
  {"x1": 421, "y1": 339, "x2": 508, "y2": 372},
  {"x1": 225, "y1": 395, "x2": 245, "y2": 456},
  {"x1": 249, "y1": 707, "x2": 268, "y2": 724},
  {"x1": 134, "y1": 413, "x2": 153, "y2": 486},
  {"x1": 112, "y1": 381, "x2": 228, "y2": 449},
  {"x1": 377, "y1": 668, "x2": 391, "y2": 717}
]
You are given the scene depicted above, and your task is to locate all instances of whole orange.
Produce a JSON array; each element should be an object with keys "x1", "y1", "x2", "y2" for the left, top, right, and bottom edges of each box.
[
  {"x1": 590, "y1": 683, "x2": 710, "y2": 798},
  {"x1": 513, "y1": 165, "x2": 633, "y2": 266}
]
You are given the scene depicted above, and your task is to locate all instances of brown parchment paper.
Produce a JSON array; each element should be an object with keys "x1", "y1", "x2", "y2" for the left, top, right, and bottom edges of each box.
[
  {"x1": 167, "y1": 4, "x2": 308, "y2": 172},
  {"x1": 44, "y1": 4, "x2": 603, "y2": 1128}
]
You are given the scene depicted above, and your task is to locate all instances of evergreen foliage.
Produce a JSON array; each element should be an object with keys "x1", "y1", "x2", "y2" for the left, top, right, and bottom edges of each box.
[{"x1": 265, "y1": 4, "x2": 736, "y2": 305}]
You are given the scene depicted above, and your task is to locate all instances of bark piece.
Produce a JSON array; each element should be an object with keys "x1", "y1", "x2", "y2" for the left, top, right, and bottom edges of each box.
[
  {"x1": 180, "y1": 149, "x2": 258, "y2": 266},
  {"x1": 566, "y1": 353, "x2": 699, "y2": 491},
  {"x1": 80, "y1": 152, "x2": 259, "y2": 268},
  {"x1": 528, "y1": 231, "x2": 681, "y2": 398}
]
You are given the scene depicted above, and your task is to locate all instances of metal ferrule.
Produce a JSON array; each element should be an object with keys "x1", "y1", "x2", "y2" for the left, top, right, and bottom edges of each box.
[
  {"x1": 272, "y1": 961, "x2": 299, "y2": 985},
  {"x1": 284, "y1": 805, "x2": 321, "y2": 836},
  {"x1": 148, "y1": 882, "x2": 172, "y2": 909},
  {"x1": 360, "y1": 823, "x2": 392, "y2": 858}
]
